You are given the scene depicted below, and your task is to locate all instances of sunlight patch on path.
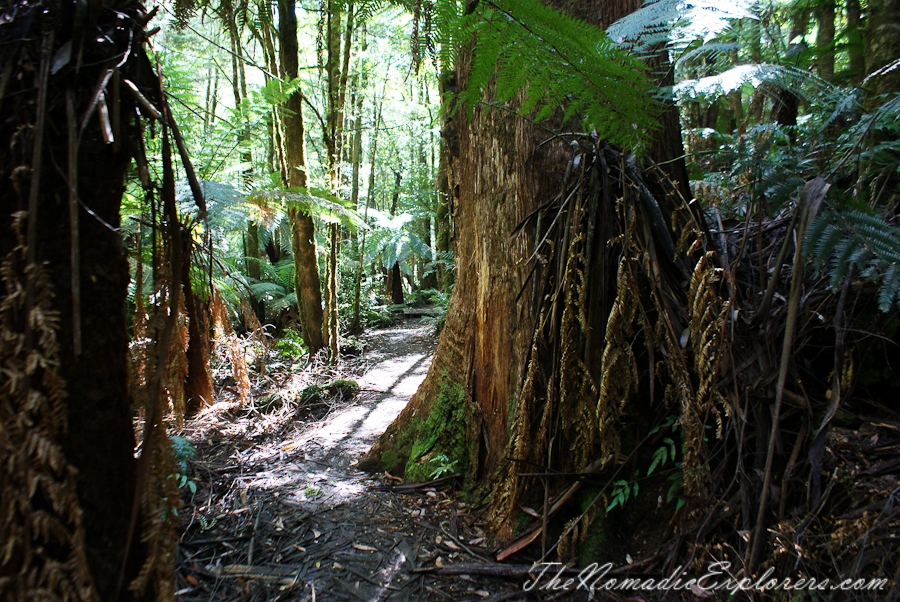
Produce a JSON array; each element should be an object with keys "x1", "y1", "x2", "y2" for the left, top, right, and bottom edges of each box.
[
  {"x1": 246, "y1": 324, "x2": 436, "y2": 506},
  {"x1": 359, "y1": 351, "x2": 429, "y2": 395}
]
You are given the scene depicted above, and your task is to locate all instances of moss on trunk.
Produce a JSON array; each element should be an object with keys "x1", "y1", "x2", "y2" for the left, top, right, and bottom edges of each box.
[{"x1": 381, "y1": 374, "x2": 470, "y2": 483}]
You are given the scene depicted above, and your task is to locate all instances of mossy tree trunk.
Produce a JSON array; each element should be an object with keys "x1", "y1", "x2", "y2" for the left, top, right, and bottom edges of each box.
[
  {"x1": 322, "y1": 0, "x2": 355, "y2": 363},
  {"x1": 866, "y1": 0, "x2": 900, "y2": 97},
  {"x1": 846, "y1": 0, "x2": 866, "y2": 82}
]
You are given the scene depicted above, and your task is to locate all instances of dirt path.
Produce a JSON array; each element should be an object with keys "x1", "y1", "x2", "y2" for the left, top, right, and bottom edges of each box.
[{"x1": 175, "y1": 321, "x2": 540, "y2": 602}]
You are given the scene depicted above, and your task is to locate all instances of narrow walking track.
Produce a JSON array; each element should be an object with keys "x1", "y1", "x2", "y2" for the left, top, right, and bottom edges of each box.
[{"x1": 174, "y1": 322, "x2": 546, "y2": 602}]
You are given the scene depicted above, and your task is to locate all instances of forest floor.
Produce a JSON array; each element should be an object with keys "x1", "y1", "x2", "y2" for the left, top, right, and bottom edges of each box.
[{"x1": 173, "y1": 319, "x2": 561, "y2": 602}]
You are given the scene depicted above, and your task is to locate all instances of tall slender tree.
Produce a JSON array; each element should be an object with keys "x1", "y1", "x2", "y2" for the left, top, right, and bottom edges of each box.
[
  {"x1": 322, "y1": 0, "x2": 356, "y2": 362},
  {"x1": 279, "y1": 0, "x2": 326, "y2": 352}
]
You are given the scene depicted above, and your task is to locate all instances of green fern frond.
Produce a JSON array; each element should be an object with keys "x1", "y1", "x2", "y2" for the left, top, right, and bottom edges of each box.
[
  {"x1": 805, "y1": 207, "x2": 900, "y2": 312},
  {"x1": 444, "y1": 0, "x2": 655, "y2": 151},
  {"x1": 606, "y1": 0, "x2": 681, "y2": 52},
  {"x1": 675, "y1": 42, "x2": 741, "y2": 67},
  {"x1": 248, "y1": 281, "x2": 286, "y2": 298},
  {"x1": 176, "y1": 180, "x2": 256, "y2": 231},
  {"x1": 250, "y1": 187, "x2": 369, "y2": 231}
]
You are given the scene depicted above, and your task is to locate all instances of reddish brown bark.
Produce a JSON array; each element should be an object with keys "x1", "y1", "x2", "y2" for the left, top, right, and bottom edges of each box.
[
  {"x1": 280, "y1": 0, "x2": 325, "y2": 352},
  {"x1": 182, "y1": 243, "x2": 213, "y2": 416},
  {"x1": 360, "y1": 0, "x2": 690, "y2": 517}
]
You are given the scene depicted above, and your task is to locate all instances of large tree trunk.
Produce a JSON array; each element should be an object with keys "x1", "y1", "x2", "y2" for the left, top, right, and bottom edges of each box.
[
  {"x1": 279, "y1": 0, "x2": 325, "y2": 352},
  {"x1": 865, "y1": 0, "x2": 900, "y2": 97},
  {"x1": 0, "y1": 1, "x2": 167, "y2": 599},
  {"x1": 434, "y1": 141, "x2": 452, "y2": 291},
  {"x1": 846, "y1": 0, "x2": 866, "y2": 82},
  {"x1": 816, "y1": 2, "x2": 836, "y2": 81},
  {"x1": 359, "y1": 0, "x2": 691, "y2": 544}
]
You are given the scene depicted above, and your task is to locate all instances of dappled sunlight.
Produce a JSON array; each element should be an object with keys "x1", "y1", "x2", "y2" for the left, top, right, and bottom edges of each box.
[{"x1": 196, "y1": 324, "x2": 437, "y2": 518}]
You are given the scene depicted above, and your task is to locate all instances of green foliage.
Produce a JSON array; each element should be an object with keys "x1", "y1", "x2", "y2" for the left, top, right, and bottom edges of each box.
[
  {"x1": 414, "y1": 288, "x2": 451, "y2": 334},
  {"x1": 170, "y1": 435, "x2": 198, "y2": 495},
  {"x1": 441, "y1": 0, "x2": 655, "y2": 151},
  {"x1": 252, "y1": 187, "x2": 369, "y2": 231},
  {"x1": 325, "y1": 379, "x2": 361, "y2": 398},
  {"x1": 295, "y1": 379, "x2": 360, "y2": 406},
  {"x1": 606, "y1": 470, "x2": 640, "y2": 512},
  {"x1": 362, "y1": 209, "x2": 432, "y2": 271},
  {"x1": 404, "y1": 374, "x2": 468, "y2": 482},
  {"x1": 804, "y1": 207, "x2": 900, "y2": 312},
  {"x1": 251, "y1": 257, "x2": 298, "y2": 316},
  {"x1": 648, "y1": 437, "x2": 677, "y2": 476},
  {"x1": 428, "y1": 454, "x2": 459, "y2": 479},
  {"x1": 275, "y1": 329, "x2": 308, "y2": 360},
  {"x1": 170, "y1": 435, "x2": 197, "y2": 474},
  {"x1": 297, "y1": 384, "x2": 324, "y2": 405}
]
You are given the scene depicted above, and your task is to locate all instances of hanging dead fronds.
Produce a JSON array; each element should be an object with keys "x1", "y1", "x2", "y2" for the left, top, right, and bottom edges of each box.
[
  {"x1": 488, "y1": 138, "x2": 727, "y2": 559},
  {"x1": 681, "y1": 250, "x2": 729, "y2": 492},
  {"x1": 595, "y1": 255, "x2": 642, "y2": 461},
  {"x1": 213, "y1": 288, "x2": 252, "y2": 403},
  {"x1": 0, "y1": 213, "x2": 97, "y2": 601}
]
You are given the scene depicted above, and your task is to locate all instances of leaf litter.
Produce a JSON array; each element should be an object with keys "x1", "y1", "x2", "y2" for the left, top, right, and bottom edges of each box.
[{"x1": 173, "y1": 321, "x2": 549, "y2": 602}]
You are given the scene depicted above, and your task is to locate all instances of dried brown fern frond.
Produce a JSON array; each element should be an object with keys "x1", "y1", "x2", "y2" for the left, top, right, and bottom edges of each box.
[
  {"x1": 595, "y1": 254, "x2": 641, "y2": 462},
  {"x1": 127, "y1": 413, "x2": 180, "y2": 601},
  {"x1": 212, "y1": 289, "x2": 251, "y2": 403},
  {"x1": 165, "y1": 292, "x2": 190, "y2": 424},
  {"x1": 240, "y1": 294, "x2": 267, "y2": 348},
  {"x1": 690, "y1": 180, "x2": 734, "y2": 208},
  {"x1": 557, "y1": 228, "x2": 598, "y2": 472},
  {"x1": 674, "y1": 250, "x2": 730, "y2": 493},
  {"x1": 0, "y1": 213, "x2": 98, "y2": 602}
]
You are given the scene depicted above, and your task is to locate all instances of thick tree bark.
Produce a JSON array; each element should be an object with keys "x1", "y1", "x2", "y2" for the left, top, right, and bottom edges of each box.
[
  {"x1": 279, "y1": 0, "x2": 325, "y2": 352},
  {"x1": 846, "y1": 0, "x2": 865, "y2": 82},
  {"x1": 360, "y1": 0, "x2": 691, "y2": 543},
  {"x1": 816, "y1": 2, "x2": 836, "y2": 81},
  {"x1": 865, "y1": 0, "x2": 900, "y2": 97},
  {"x1": 0, "y1": 2, "x2": 163, "y2": 598},
  {"x1": 182, "y1": 237, "x2": 214, "y2": 416},
  {"x1": 434, "y1": 141, "x2": 452, "y2": 291}
]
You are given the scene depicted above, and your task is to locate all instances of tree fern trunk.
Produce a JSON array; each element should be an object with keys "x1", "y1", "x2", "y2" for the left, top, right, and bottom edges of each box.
[{"x1": 1, "y1": 1, "x2": 158, "y2": 598}]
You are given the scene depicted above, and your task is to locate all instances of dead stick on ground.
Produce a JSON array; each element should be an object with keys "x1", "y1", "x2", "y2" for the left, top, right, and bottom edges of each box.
[{"x1": 248, "y1": 504, "x2": 262, "y2": 565}]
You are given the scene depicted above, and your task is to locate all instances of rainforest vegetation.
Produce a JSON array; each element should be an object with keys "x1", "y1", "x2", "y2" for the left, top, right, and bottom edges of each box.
[{"x1": 2, "y1": 0, "x2": 900, "y2": 600}]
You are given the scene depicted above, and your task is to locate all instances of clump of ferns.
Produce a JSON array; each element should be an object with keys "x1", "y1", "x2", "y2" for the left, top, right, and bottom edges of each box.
[{"x1": 804, "y1": 204, "x2": 900, "y2": 313}]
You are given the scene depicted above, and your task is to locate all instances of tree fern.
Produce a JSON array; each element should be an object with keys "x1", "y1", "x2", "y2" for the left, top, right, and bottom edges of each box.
[
  {"x1": 607, "y1": 0, "x2": 752, "y2": 54},
  {"x1": 803, "y1": 207, "x2": 900, "y2": 311},
  {"x1": 437, "y1": 0, "x2": 656, "y2": 151},
  {"x1": 361, "y1": 209, "x2": 432, "y2": 270}
]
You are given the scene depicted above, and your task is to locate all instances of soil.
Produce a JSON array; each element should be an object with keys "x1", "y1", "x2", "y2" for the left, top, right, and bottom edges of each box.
[{"x1": 173, "y1": 320, "x2": 556, "y2": 602}]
